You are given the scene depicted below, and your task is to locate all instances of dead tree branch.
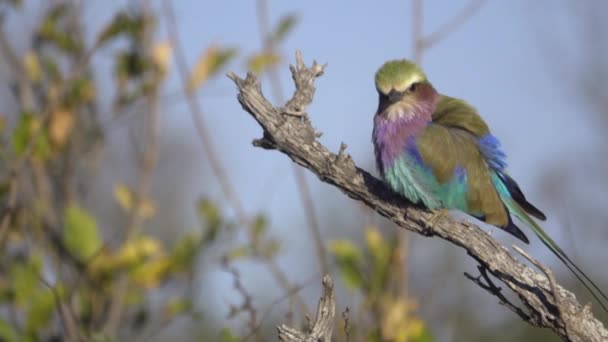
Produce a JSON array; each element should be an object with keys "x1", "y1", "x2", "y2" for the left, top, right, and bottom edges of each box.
[
  {"x1": 227, "y1": 51, "x2": 608, "y2": 341},
  {"x1": 277, "y1": 275, "x2": 335, "y2": 342}
]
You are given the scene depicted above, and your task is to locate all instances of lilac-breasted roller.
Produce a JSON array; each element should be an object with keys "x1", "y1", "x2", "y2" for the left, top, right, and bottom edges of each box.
[{"x1": 372, "y1": 59, "x2": 608, "y2": 312}]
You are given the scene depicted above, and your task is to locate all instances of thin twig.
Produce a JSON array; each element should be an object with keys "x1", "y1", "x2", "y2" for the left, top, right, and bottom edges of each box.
[
  {"x1": 422, "y1": 0, "x2": 486, "y2": 50},
  {"x1": 163, "y1": 0, "x2": 247, "y2": 222},
  {"x1": 104, "y1": 4, "x2": 160, "y2": 335},
  {"x1": 255, "y1": 0, "x2": 328, "y2": 276},
  {"x1": 513, "y1": 245, "x2": 569, "y2": 334},
  {"x1": 163, "y1": 0, "x2": 310, "y2": 319}
]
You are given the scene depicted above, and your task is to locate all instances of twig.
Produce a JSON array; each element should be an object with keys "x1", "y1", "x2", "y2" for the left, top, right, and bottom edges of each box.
[
  {"x1": 277, "y1": 275, "x2": 335, "y2": 342},
  {"x1": 412, "y1": 0, "x2": 486, "y2": 62},
  {"x1": 243, "y1": 270, "x2": 326, "y2": 341},
  {"x1": 464, "y1": 265, "x2": 532, "y2": 323},
  {"x1": 342, "y1": 307, "x2": 350, "y2": 342},
  {"x1": 513, "y1": 245, "x2": 570, "y2": 336},
  {"x1": 228, "y1": 51, "x2": 608, "y2": 341},
  {"x1": 223, "y1": 263, "x2": 258, "y2": 335},
  {"x1": 104, "y1": 4, "x2": 160, "y2": 336},
  {"x1": 163, "y1": 0, "x2": 310, "y2": 319},
  {"x1": 422, "y1": 0, "x2": 486, "y2": 50},
  {"x1": 255, "y1": 0, "x2": 329, "y2": 277},
  {"x1": 163, "y1": 0, "x2": 247, "y2": 222}
]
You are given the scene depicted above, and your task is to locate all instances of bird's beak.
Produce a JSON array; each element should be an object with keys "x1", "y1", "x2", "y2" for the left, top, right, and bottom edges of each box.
[{"x1": 388, "y1": 90, "x2": 403, "y2": 103}]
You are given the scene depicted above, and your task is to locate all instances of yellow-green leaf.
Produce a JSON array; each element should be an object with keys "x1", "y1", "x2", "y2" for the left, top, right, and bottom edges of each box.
[
  {"x1": 12, "y1": 113, "x2": 51, "y2": 160},
  {"x1": 252, "y1": 214, "x2": 268, "y2": 239},
  {"x1": 64, "y1": 203, "x2": 101, "y2": 261},
  {"x1": 187, "y1": 45, "x2": 237, "y2": 92},
  {"x1": 24, "y1": 51, "x2": 41, "y2": 82},
  {"x1": 25, "y1": 288, "x2": 55, "y2": 334},
  {"x1": 329, "y1": 240, "x2": 365, "y2": 290},
  {"x1": 165, "y1": 297, "x2": 191, "y2": 318},
  {"x1": 226, "y1": 245, "x2": 250, "y2": 261},
  {"x1": 10, "y1": 255, "x2": 42, "y2": 306},
  {"x1": 152, "y1": 40, "x2": 172, "y2": 77},
  {"x1": 219, "y1": 328, "x2": 239, "y2": 342},
  {"x1": 247, "y1": 52, "x2": 280, "y2": 74},
  {"x1": 114, "y1": 183, "x2": 133, "y2": 210},
  {"x1": 171, "y1": 232, "x2": 201, "y2": 272},
  {"x1": 271, "y1": 14, "x2": 298, "y2": 45},
  {"x1": 0, "y1": 319, "x2": 18, "y2": 342}
]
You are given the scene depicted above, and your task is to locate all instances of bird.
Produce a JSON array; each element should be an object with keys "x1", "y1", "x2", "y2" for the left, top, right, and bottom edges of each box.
[{"x1": 371, "y1": 59, "x2": 608, "y2": 312}]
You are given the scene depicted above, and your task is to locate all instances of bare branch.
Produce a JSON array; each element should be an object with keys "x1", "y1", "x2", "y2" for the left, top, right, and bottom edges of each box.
[
  {"x1": 422, "y1": 0, "x2": 487, "y2": 50},
  {"x1": 277, "y1": 275, "x2": 335, "y2": 342},
  {"x1": 228, "y1": 51, "x2": 608, "y2": 341}
]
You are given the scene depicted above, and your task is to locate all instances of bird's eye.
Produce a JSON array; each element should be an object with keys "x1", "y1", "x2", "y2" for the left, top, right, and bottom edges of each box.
[{"x1": 409, "y1": 82, "x2": 419, "y2": 92}]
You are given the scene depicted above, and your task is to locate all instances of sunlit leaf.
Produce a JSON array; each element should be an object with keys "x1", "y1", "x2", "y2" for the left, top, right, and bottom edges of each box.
[
  {"x1": 11, "y1": 255, "x2": 42, "y2": 306},
  {"x1": 164, "y1": 297, "x2": 191, "y2": 318},
  {"x1": 114, "y1": 183, "x2": 133, "y2": 211},
  {"x1": 271, "y1": 14, "x2": 298, "y2": 45},
  {"x1": 364, "y1": 225, "x2": 391, "y2": 294},
  {"x1": 12, "y1": 113, "x2": 51, "y2": 160},
  {"x1": 0, "y1": 319, "x2": 18, "y2": 342},
  {"x1": 219, "y1": 328, "x2": 239, "y2": 342},
  {"x1": 329, "y1": 240, "x2": 365, "y2": 290},
  {"x1": 24, "y1": 51, "x2": 41, "y2": 82},
  {"x1": 97, "y1": 11, "x2": 145, "y2": 45},
  {"x1": 64, "y1": 203, "x2": 101, "y2": 261},
  {"x1": 171, "y1": 232, "x2": 201, "y2": 272},
  {"x1": 25, "y1": 288, "x2": 55, "y2": 334},
  {"x1": 187, "y1": 45, "x2": 237, "y2": 92},
  {"x1": 225, "y1": 245, "x2": 250, "y2": 261},
  {"x1": 152, "y1": 40, "x2": 172, "y2": 77},
  {"x1": 247, "y1": 52, "x2": 280, "y2": 74},
  {"x1": 198, "y1": 199, "x2": 222, "y2": 245},
  {"x1": 137, "y1": 198, "x2": 156, "y2": 219},
  {"x1": 130, "y1": 257, "x2": 171, "y2": 289},
  {"x1": 48, "y1": 109, "x2": 74, "y2": 148},
  {"x1": 252, "y1": 214, "x2": 268, "y2": 239}
]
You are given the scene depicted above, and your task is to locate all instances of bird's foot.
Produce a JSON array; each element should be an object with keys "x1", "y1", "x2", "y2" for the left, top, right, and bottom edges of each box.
[{"x1": 424, "y1": 208, "x2": 450, "y2": 231}]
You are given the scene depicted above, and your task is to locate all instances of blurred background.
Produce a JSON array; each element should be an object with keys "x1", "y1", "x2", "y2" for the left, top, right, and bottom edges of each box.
[{"x1": 0, "y1": 0, "x2": 606, "y2": 341}]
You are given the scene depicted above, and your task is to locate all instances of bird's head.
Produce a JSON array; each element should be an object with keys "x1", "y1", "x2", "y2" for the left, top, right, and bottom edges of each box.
[{"x1": 374, "y1": 59, "x2": 436, "y2": 120}]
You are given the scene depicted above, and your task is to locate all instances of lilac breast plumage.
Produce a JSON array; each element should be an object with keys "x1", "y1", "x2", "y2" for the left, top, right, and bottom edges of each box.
[{"x1": 372, "y1": 114, "x2": 429, "y2": 175}]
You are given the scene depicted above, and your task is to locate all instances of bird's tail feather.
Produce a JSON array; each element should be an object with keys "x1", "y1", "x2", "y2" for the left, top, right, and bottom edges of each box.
[{"x1": 504, "y1": 198, "x2": 608, "y2": 313}]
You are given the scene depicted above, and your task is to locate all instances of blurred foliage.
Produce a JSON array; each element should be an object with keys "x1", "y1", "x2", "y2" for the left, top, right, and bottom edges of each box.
[{"x1": 330, "y1": 226, "x2": 432, "y2": 342}]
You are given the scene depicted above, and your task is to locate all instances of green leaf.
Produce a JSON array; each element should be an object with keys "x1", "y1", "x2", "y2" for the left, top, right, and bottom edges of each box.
[
  {"x1": 170, "y1": 232, "x2": 201, "y2": 272},
  {"x1": 12, "y1": 113, "x2": 51, "y2": 160},
  {"x1": 329, "y1": 240, "x2": 365, "y2": 290},
  {"x1": 247, "y1": 52, "x2": 280, "y2": 74},
  {"x1": 0, "y1": 319, "x2": 18, "y2": 342},
  {"x1": 187, "y1": 46, "x2": 237, "y2": 92},
  {"x1": 271, "y1": 14, "x2": 298, "y2": 45},
  {"x1": 165, "y1": 297, "x2": 192, "y2": 317},
  {"x1": 225, "y1": 245, "x2": 250, "y2": 261},
  {"x1": 219, "y1": 328, "x2": 239, "y2": 342},
  {"x1": 64, "y1": 203, "x2": 101, "y2": 261},
  {"x1": 11, "y1": 255, "x2": 42, "y2": 306},
  {"x1": 198, "y1": 199, "x2": 221, "y2": 245},
  {"x1": 25, "y1": 288, "x2": 55, "y2": 334},
  {"x1": 252, "y1": 214, "x2": 268, "y2": 239}
]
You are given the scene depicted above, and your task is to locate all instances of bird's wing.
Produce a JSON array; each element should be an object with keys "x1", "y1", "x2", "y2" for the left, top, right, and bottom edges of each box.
[{"x1": 414, "y1": 96, "x2": 529, "y2": 242}]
